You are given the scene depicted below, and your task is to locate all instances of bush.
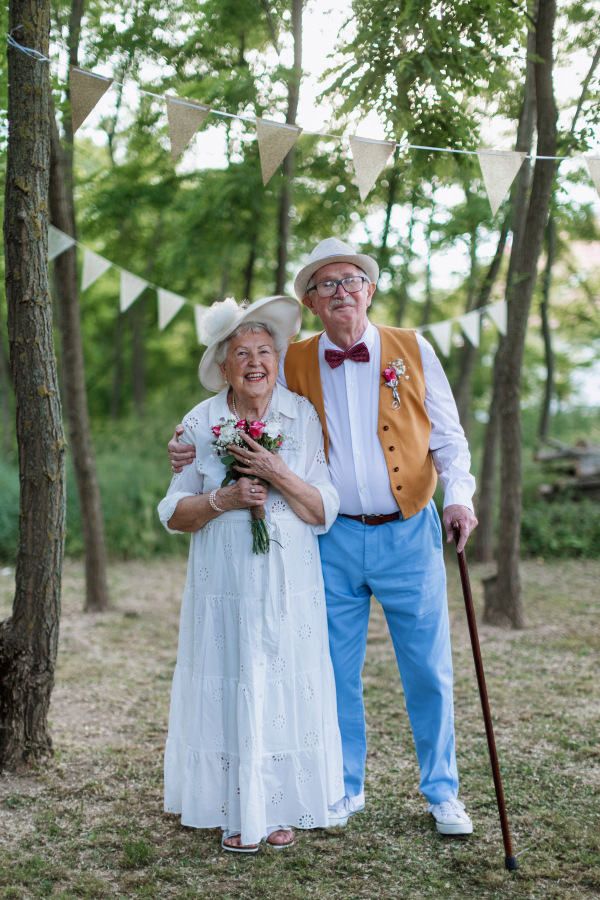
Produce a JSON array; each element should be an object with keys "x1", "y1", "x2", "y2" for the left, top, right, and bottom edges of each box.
[
  {"x1": 0, "y1": 420, "x2": 190, "y2": 563},
  {"x1": 521, "y1": 500, "x2": 600, "y2": 559}
]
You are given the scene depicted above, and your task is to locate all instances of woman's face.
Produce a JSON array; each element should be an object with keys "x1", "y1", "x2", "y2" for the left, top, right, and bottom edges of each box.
[{"x1": 220, "y1": 328, "x2": 279, "y2": 408}]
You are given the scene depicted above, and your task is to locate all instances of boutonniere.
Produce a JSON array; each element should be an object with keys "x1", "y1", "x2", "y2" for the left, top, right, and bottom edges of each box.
[{"x1": 381, "y1": 359, "x2": 409, "y2": 409}]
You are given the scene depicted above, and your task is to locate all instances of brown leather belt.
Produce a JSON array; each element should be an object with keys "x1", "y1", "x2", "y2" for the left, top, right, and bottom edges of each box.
[{"x1": 340, "y1": 512, "x2": 401, "y2": 526}]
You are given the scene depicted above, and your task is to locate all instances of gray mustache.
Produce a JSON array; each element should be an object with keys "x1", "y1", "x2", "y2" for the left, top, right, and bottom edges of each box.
[{"x1": 328, "y1": 295, "x2": 358, "y2": 311}]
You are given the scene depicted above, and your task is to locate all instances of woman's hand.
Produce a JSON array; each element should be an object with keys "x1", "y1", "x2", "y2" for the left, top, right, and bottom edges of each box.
[
  {"x1": 218, "y1": 476, "x2": 268, "y2": 511},
  {"x1": 226, "y1": 434, "x2": 289, "y2": 486}
]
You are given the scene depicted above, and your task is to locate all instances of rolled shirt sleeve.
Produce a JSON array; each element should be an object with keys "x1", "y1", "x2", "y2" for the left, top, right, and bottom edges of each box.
[
  {"x1": 158, "y1": 427, "x2": 204, "y2": 534},
  {"x1": 417, "y1": 334, "x2": 476, "y2": 512}
]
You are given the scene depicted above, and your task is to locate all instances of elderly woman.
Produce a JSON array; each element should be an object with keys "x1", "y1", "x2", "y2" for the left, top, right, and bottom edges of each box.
[{"x1": 158, "y1": 296, "x2": 344, "y2": 852}]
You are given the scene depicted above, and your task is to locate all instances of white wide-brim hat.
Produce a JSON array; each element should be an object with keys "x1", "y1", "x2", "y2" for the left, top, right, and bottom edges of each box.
[
  {"x1": 198, "y1": 295, "x2": 302, "y2": 393},
  {"x1": 294, "y1": 237, "x2": 379, "y2": 300}
]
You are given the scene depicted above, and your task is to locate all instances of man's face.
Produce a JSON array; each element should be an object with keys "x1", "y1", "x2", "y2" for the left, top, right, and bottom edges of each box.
[{"x1": 301, "y1": 263, "x2": 375, "y2": 332}]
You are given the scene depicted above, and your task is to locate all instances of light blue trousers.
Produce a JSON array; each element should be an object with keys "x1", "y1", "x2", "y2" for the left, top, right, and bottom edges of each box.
[{"x1": 318, "y1": 500, "x2": 458, "y2": 805}]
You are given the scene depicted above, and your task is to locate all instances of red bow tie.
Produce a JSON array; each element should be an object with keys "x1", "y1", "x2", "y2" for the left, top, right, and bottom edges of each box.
[{"x1": 324, "y1": 342, "x2": 370, "y2": 369}]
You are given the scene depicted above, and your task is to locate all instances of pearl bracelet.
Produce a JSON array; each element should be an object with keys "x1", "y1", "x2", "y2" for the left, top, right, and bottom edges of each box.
[{"x1": 209, "y1": 488, "x2": 225, "y2": 513}]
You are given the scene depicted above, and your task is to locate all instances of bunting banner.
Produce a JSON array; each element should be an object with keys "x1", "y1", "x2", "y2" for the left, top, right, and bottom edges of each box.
[
  {"x1": 427, "y1": 320, "x2": 453, "y2": 358},
  {"x1": 477, "y1": 150, "x2": 527, "y2": 216},
  {"x1": 81, "y1": 248, "x2": 113, "y2": 291},
  {"x1": 46, "y1": 226, "x2": 521, "y2": 349},
  {"x1": 70, "y1": 66, "x2": 113, "y2": 133},
  {"x1": 120, "y1": 271, "x2": 148, "y2": 312},
  {"x1": 458, "y1": 309, "x2": 481, "y2": 347},
  {"x1": 166, "y1": 97, "x2": 212, "y2": 162},
  {"x1": 194, "y1": 304, "x2": 208, "y2": 344},
  {"x1": 585, "y1": 156, "x2": 600, "y2": 198},
  {"x1": 349, "y1": 136, "x2": 396, "y2": 202},
  {"x1": 65, "y1": 61, "x2": 596, "y2": 209},
  {"x1": 158, "y1": 289, "x2": 187, "y2": 330},
  {"x1": 256, "y1": 118, "x2": 302, "y2": 186},
  {"x1": 48, "y1": 224, "x2": 76, "y2": 260},
  {"x1": 486, "y1": 299, "x2": 507, "y2": 335}
]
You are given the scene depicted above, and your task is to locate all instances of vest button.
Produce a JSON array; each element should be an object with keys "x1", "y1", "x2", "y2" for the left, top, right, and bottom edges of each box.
[
  {"x1": 394, "y1": 467, "x2": 399, "y2": 473},
  {"x1": 389, "y1": 446, "x2": 395, "y2": 452},
  {"x1": 383, "y1": 425, "x2": 389, "y2": 431},
  {"x1": 396, "y1": 485, "x2": 402, "y2": 491}
]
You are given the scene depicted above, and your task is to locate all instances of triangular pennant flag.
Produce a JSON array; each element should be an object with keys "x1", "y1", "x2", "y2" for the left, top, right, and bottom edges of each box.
[
  {"x1": 477, "y1": 150, "x2": 526, "y2": 216},
  {"x1": 166, "y1": 97, "x2": 212, "y2": 163},
  {"x1": 428, "y1": 321, "x2": 453, "y2": 358},
  {"x1": 255, "y1": 118, "x2": 302, "y2": 186},
  {"x1": 70, "y1": 66, "x2": 113, "y2": 133},
  {"x1": 487, "y1": 300, "x2": 507, "y2": 336},
  {"x1": 81, "y1": 248, "x2": 112, "y2": 291},
  {"x1": 194, "y1": 305, "x2": 208, "y2": 344},
  {"x1": 585, "y1": 156, "x2": 600, "y2": 198},
  {"x1": 48, "y1": 225, "x2": 76, "y2": 260},
  {"x1": 120, "y1": 271, "x2": 148, "y2": 312},
  {"x1": 349, "y1": 136, "x2": 396, "y2": 201},
  {"x1": 158, "y1": 289, "x2": 186, "y2": 330},
  {"x1": 458, "y1": 309, "x2": 481, "y2": 347}
]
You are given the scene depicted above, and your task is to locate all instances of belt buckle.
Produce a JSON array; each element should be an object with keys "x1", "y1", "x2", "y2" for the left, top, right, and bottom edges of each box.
[{"x1": 361, "y1": 514, "x2": 373, "y2": 524}]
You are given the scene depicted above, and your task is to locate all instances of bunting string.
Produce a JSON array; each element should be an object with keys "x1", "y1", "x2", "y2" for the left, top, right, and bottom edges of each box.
[{"x1": 48, "y1": 224, "x2": 509, "y2": 353}]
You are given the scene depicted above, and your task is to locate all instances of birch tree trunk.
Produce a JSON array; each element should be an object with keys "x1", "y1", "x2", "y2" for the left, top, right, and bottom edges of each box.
[
  {"x1": 492, "y1": 0, "x2": 557, "y2": 627},
  {"x1": 274, "y1": 0, "x2": 302, "y2": 294},
  {"x1": 48, "y1": 0, "x2": 110, "y2": 612},
  {"x1": 0, "y1": 0, "x2": 66, "y2": 769}
]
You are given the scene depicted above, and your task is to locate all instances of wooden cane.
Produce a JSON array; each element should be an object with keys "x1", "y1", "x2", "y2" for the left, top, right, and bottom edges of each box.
[{"x1": 452, "y1": 522, "x2": 518, "y2": 871}]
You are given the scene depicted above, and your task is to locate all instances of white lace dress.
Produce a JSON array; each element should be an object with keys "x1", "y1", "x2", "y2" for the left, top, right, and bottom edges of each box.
[{"x1": 158, "y1": 383, "x2": 344, "y2": 845}]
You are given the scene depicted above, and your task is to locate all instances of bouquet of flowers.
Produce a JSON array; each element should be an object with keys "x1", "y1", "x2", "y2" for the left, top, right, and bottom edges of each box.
[{"x1": 211, "y1": 416, "x2": 288, "y2": 554}]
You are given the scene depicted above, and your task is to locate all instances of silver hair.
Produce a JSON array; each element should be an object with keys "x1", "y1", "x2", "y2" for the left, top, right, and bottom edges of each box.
[
  {"x1": 306, "y1": 264, "x2": 368, "y2": 293},
  {"x1": 215, "y1": 321, "x2": 287, "y2": 365}
]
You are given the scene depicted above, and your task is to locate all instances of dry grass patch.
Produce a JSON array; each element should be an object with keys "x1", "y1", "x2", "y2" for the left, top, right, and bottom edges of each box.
[{"x1": 0, "y1": 555, "x2": 598, "y2": 899}]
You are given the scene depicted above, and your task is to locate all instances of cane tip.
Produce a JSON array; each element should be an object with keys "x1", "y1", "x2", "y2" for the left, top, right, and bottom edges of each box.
[{"x1": 505, "y1": 856, "x2": 518, "y2": 871}]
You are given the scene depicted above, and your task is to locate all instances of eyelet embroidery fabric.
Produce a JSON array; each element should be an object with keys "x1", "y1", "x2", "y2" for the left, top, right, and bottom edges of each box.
[{"x1": 160, "y1": 385, "x2": 343, "y2": 847}]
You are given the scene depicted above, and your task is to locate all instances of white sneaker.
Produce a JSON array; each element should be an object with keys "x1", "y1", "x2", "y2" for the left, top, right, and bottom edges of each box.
[
  {"x1": 328, "y1": 792, "x2": 365, "y2": 827},
  {"x1": 428, "y1": 798, "x2": 473, "y2": 835}
]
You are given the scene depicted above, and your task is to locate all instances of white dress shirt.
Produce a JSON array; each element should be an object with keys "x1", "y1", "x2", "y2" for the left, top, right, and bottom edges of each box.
[{"x1": 278, "y1": 320, "x2": 475, "y2": 516}]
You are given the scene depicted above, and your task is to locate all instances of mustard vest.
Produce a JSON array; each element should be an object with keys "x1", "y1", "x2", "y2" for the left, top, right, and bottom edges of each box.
[{"x1": 284, "y1": 325, "x2": 437, "y2": 519}]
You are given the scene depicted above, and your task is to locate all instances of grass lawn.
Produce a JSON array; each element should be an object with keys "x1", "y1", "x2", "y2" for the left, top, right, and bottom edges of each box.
[{"x1": 0, "y1": 554, "x2": 598, "y2": 899}]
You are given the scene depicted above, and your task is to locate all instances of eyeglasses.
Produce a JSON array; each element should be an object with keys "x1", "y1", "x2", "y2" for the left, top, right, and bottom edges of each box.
[{"x1": 306, "y1": 276, "x2": 368, "y2": 298}]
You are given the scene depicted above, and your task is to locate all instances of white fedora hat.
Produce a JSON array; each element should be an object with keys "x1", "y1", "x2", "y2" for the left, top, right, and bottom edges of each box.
[
  {"x1": 293, "y1": 237, "x2": 379, "y2": 300},
  {"x1": 198, "y1": 295, "x2": 302, "y2": 393}
]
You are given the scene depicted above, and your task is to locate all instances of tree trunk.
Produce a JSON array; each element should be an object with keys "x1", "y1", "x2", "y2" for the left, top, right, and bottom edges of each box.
[
  {"x1": 111, "y1": 311, "x2": 123, "y2": 420},
  {"x1": 47, "y1": 0, "x2": 110, "y2": 613},
  {"x1": 452, "y1": 227, "x2": 481, "y2": 433},
  {"x1": 244, "y1": 241, "x2": 257, "y2": 302},
  {"x1": 493, "y1": 0, "x2": 557, "y2": 628},
  {"x1": 0, "y1": 310, "x2": 12, "y2": 460},
  {"x1": 420, "y1": 202, "x2": 436, "y2": 328},
  {"x1": 538, "y1": 216, "x2": 556, "y2": 443},
  {"x1": 475, "y1": 6, "x2": 538, "y2": 566},
  {"x1": 0, "y1": 0, "x2": 67, "y2": 770},
  {"x1": 130, "y1": 296, "x2": 146, "y2": 419},
  {"x1": 473, "y1": 349, "x2": 502, "y2": 563},
  {"x1": 274, "y1": 0, "x2": 302, "y2": 294}
]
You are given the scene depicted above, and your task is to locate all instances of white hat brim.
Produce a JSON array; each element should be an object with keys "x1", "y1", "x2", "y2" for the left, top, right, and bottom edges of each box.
[
  {"x1": 199, "y1": 295, "x2": 302, "y2": 393},
  {"x1": 294, "y1": 253, "x2": 379, "y2": 300}
]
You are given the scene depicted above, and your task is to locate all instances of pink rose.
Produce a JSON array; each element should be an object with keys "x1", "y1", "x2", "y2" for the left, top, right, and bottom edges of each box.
[
  {"x1": 211, "y1": 425, "x2": 221, "y2": 437},
  {"x1": 235, "y1": 420, "x2": 248, "y2": 433},
  {"x1": 249, "y1": 420, "x2": 265, "y2": 440},
  {"x1": 277, "y1": 440, "x2": 283, "y2": 447},
  {"x1": 382, "y1": 367, "x2": 397, "y2": 383}
]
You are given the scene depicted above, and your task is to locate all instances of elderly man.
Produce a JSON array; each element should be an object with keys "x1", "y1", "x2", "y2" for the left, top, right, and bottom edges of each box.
[{"x1": 168, "y1": 237, "x2": 477, "y2": 835}]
